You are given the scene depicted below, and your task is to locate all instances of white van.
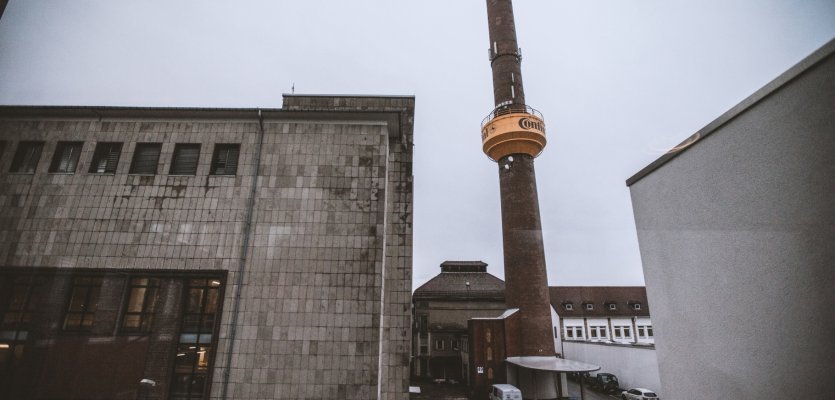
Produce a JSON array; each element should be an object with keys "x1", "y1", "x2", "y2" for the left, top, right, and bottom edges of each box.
[{"x1": 489, "y1": 384, "x2": 522, "y2": 400}]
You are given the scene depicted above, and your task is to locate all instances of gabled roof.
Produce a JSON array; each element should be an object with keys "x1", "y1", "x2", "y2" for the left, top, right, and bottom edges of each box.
[
  {"x1": 549, "y1": 286, "x2": 649, "y2": 318},
  {"x1": 413, "y1": 261, "x2": 505, "y2": 301}
]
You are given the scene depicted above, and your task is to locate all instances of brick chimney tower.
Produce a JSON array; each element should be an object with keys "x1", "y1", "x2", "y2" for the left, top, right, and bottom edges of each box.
[{"x1": 481, "y1": 0, "x2": 554, "y2": 358}]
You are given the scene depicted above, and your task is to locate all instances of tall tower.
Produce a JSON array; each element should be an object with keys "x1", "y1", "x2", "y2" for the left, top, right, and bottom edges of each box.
[{"x1": 481, "y1": 0, "x2": 554, "y2": 357}]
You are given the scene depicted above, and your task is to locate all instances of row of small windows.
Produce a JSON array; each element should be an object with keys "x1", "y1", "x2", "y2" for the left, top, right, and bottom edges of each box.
[
  {"x1": 0, "y1": 140, "x2": 240, "y2": 176},
  {"x1": 562, "y1": 302, "x2": 642, "y2": 311},
  {"x1": 564, "y1": 325, "x2": 653, "y2": 340}
]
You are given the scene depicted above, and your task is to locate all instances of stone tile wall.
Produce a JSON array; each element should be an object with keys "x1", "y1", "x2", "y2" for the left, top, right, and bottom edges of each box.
[{"x1": 0, "y1": 96, "x2": 414, "y2": 400}]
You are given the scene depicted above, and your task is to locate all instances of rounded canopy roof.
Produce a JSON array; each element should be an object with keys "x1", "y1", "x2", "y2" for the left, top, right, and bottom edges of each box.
[{"x1": 505, "y1": 356, "x2": 600, "y2": 373}]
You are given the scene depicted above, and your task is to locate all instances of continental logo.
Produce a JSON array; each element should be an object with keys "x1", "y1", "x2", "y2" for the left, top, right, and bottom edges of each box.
[{"x1": 518, "y1": 117, "x2": 545, "y2": 132}]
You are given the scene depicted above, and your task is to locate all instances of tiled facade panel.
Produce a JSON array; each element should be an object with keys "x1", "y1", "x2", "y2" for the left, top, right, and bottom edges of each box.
[
  {"x1": 0, "y1": 119, "x2": 256, "y2": 272},
  {"x1": 220, "y1": 121, "x2": 392, "y2": 400},
  {"x1": 0, "y1": 99, "x2": 414, "y2": 400}
]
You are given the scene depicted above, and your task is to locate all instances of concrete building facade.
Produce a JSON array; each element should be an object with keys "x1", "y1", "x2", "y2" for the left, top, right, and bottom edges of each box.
[
  {"x1": 627, "y1": 39, "x2": 834, "y2": 399},
  {"x1": 0, "y1": 95, "x2": 415, "y2": 400}
]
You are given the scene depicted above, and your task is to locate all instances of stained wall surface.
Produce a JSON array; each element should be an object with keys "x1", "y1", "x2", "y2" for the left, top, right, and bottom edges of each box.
[
  {"x1": 628, "y1": 42, "x2": 834, "y2": 399},
  {"x1": 0, "y1": 95, "x2": 414, "y2": 400}
]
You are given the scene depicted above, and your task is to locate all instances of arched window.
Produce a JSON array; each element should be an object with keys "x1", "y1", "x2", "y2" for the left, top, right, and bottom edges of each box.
[
  {"x1": 485, "y1": 329, "x2": 492, "y2": 343},
  {"x1": 487, "y1": 368, "x2": 494, "y2": 379},
  {"x1": 486, "y1": 346, "x2": 493, "y2": 361}
]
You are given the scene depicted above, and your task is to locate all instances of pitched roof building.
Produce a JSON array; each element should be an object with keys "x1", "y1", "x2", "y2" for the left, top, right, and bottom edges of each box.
[{"x1": 549, "y1": 286, "x2": 650, "y2": 318}]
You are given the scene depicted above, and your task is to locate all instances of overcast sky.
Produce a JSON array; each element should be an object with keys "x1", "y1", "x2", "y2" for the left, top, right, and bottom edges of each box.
[{"x1": 1, "y1": 1, "x2": 833, "y2": 290}]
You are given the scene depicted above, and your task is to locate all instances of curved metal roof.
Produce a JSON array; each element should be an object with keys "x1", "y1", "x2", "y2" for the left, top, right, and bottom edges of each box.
[{"x1": 505, "y1": 356, "x2": 600, "y2": 373}]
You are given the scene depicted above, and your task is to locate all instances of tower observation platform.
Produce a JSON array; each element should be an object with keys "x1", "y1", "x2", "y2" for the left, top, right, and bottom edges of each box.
[{"x1": 481, "y1": 103, "x2": 547, "y2": 161}]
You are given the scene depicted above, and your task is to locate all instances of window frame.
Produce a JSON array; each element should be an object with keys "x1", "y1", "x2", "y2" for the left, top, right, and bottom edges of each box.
[
  {"x1": 209, "y1": 143, "x2": 240, "y2": 176},
  {"x1": 48, "y1": 141, "x2": 84, "y2": 174},
  {"x1": 89, "y1": 142, "x2": 123, "y2": 174},
  {"x1": 564, "y1": 325, "x2": 584, "y2": 340},
  {"x1": 9, "y1": 141, "x2": 45, "y2": 173},
  {"x1": 62, "y1": 276, "x2": 103, "y2": 332},
  {"x1": 589, "y1": 325, "x2": 608, "y2": 339},
  {"x1": 129, "y1": 143, "x2": 162, "y2": 175},
  {"x1": 169, "y1": 143, "x2": 201, "y2": 176},
  {"x1": 171, "y1": 278, "x2": 222, "y2": 400},
  {"x1": 585, "y1": 303, "x2": 594, "y2": 311},
  {"x1": 0, "y1": 275, "x2": 42, "y2": 369},
  {"x1": 434, "y1": 339, "x2": 445, "y2": 351},
  {"x1": 120, "y1": 277, "x2": 160, "y2": 333}
]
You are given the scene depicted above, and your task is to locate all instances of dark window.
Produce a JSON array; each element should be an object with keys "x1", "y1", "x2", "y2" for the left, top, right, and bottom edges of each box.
[
  {"x1": 418, "y1": 314, "x2": 428, "y2": 334},
  {"x1": 564, "y1": 303, "x2": 573, "y2": 311},
  {"x1": 121, "y1": 277, "x2": 160, "y2": 332},
  {"x1": 63, "y1": 277, "x2": 102, "y2": 331},
  {"x1": 585, "y1": 303, "x2": 593, "y2": 310},
  {"x1": 171, "y1": 278, "x2": 221, "y2": 400},
  {"x1": 49, "y1": 141, "x2": 84, "y2": 173},
  {"x1": 209, "y1": 144, "x2": 239, "y2": 175},
  {"x1": 89, "y1": 142, "x2": 123, "y2": 174},
  {"x1": 633, "y1": 303, "x2": 642, "y2": 310},
  {"x1": 608, "y1": 303, "x2": 617, "y2": 310},
  {"x1": 647, "y1": 327, "x2": 653, "y2": 337},
  {"x1": 129, "y1": 143, "x2": 162, "y2": 175},
  {"x1": 9, "y1": 141, "x2": 44, "y2": 173},
  {"x1": 0, "y1": 276, "x2": 41, "y2": 369},
  {"x1": 170, "y1": 143, "x2": 201, "y2": 175}
]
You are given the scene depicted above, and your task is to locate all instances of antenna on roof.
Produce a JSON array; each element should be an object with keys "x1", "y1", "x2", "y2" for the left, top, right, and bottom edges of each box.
[{"x1": 291, "y1": 83, "x2": 295, "y2": 94}]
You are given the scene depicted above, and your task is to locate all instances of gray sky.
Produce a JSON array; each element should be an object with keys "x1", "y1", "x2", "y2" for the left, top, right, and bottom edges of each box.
[{"x1": 1, "y1": 1, "x2": 833, "y2": 290}]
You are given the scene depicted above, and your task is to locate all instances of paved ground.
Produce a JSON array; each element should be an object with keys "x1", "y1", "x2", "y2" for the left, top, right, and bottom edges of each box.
[
  {"x1": 409, "y1": 379, "x2": 469, "y2": 400},
  {"x1": 407, "y1": 379, "x2": 620, "y2": 400},
  {"x1": 566, "y1": 380, "x2": 621, "y2": 400}
]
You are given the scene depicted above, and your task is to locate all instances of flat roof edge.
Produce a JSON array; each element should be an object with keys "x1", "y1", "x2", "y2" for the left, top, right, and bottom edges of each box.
[
  {"x1": 626, "y1": 37, "x2": 835, "y2": 186},
  {"x1": 282, "y1": 93, "x2": 415, "y2": 99}
]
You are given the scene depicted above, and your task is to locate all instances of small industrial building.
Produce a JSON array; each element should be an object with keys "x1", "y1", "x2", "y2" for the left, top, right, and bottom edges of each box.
[
  {"x1": 627, "y1": 39, "x2": 834, "y2": 399},
  {"x1": 411, "y1": 261, "x2": 506, "y2": 383}
]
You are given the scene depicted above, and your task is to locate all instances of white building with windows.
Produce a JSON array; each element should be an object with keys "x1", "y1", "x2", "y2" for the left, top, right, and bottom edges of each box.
[{"x1": 550, "y1": 286, "x2": 660, "y2": 393}]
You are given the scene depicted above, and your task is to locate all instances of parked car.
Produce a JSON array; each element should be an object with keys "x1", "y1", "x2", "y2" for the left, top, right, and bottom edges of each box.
[
  {"x1": 566, "y1": 371, "x2": 589, "y2": 382},
  {"x1": 489, "y1": 384, "x2": 522, "y2": 400},
  {"x1": 589, "y1": 373, "x2": 620, "y2": 393},
  {"x1": 621, "y1": 387, "x2": 660, "y2": 400}
]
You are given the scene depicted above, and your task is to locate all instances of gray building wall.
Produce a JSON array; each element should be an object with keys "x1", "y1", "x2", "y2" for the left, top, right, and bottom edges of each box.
[
  {"x1": 627, "y1": 41, "x2": 834, "y2": 399},
  {"x1": 0, "y1": 95, "x2": 414, "y2": 399}
]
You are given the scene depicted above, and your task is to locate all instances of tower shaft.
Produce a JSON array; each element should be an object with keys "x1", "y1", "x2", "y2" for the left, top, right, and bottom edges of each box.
[{"x1": 484, "y1": 0, "x2": 555, "y2": 357}]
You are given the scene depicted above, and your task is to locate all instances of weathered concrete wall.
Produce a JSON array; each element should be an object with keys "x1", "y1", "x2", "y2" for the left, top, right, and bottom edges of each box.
[
  {"x1": 0, "y1": 95, "x2": 415, "y2": 400},
  {"x1": 628, "y1": 42, "x2": 834, "y2": 399}
]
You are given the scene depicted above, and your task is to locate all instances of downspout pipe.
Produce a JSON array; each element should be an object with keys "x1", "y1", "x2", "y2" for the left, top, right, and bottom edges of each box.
[{"x1": 220, "y1": 109, "x2": 265, "y2": 400}]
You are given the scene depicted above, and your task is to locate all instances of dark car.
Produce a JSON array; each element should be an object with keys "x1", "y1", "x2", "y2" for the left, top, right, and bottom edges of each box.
[
  {"x1": 567, "y1": 371, "x2": 589, "y2": 382},
  {"x1": 590, "y1": 373, "x2": 620, "y2": 393}
]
